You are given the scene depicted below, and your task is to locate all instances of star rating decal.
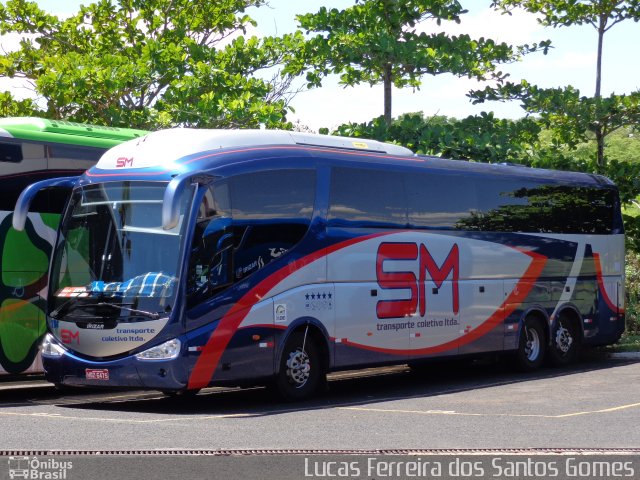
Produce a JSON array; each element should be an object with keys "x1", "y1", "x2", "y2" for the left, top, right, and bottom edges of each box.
[{"x1": 304, "y1": 291, "x2": 333, "y2": 310}]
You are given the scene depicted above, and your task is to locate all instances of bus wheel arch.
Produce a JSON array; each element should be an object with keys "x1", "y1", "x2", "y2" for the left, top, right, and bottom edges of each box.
[
  {"x1": 547, "y1": 307, "x2": 582, "y2": 366},
  {"x1": 515, "y1": 310, "x2": 547, "y2": 371},
  {"x1": 274, "y1": 322, "x2": 329, "y2": 401}
]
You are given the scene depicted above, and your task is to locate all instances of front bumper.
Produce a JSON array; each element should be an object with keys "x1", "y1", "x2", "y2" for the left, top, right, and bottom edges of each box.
[{"x1": 42, "y1": 348, "x2": 189, "y2": 391}]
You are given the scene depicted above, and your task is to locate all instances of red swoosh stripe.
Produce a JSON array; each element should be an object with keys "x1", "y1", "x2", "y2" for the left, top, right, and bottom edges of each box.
[
  {"x1": 593, "y1": 252, "x2": 621, "y2": 313},
  {"x1": 187, "y1": 233, "x2": 388, "y2": 389},
  {"x1": 342, "y1": 247, "x2": 547, "y2": 356}
]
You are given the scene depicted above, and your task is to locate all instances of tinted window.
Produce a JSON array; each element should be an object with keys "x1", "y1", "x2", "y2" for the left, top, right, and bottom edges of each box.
[
  {"x1": 328, "y1": 166, "x2": 616, "y2": 234},
  {"x1": 459, "y1": 180, "x2": 616, "y2": 234},
  {"x1": 0, "y1": 142, "x2": 23, "y2": 163},
  {"x1": 47, "y1": 144, "x2": 103, "y2": 177},
  {"x1": 329, "y1": 168, "x2": 407, "y2": 227},
  {"x1": 406, "y1": 172, "x2": 477, "y2": 228},
  {"x1": 0, "y1": 141, "x2": 102, "y2": 213},
  {"x1": 229, "y1": 170, "x2": 314, "y2": 220},
  {"x1": 229, "y1": 169, "x2": 315, "y2": 281},
  {"x1": 187, "y1": 184, "x2": 233, "y2": 306},
  {"x1": 48, "y1": 144, "x2": 103, "y2": 163}
]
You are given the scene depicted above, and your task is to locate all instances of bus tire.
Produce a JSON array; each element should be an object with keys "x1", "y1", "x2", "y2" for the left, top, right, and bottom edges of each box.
[
  {"x1": 547, "y1": 315, "x2": 581, "y2": 367},
  {"x1": 275, "y1": 331, "x2": 324, "y2": 401},
  {"x1": 516, "y1": 317, "x2": 546, "y2": 371}
]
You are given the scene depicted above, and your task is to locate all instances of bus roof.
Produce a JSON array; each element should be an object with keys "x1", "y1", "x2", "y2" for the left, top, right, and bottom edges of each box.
[
  {"x1": 91, "y1": 128, "x2": 613, "y2": 188},
  {"x1": 94, "y1": 128, "x2": 414, "y2": 170},
  {"x1": 0, "y1": 117, "x2": 147, "y2": 148}
]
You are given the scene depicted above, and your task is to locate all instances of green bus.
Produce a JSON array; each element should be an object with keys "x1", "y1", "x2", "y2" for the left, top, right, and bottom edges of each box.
[{"x1": 0, "y1": 117, "x2": 146, "y2": 376}]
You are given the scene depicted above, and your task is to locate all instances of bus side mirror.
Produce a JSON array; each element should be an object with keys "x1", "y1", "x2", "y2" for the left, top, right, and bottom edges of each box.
[
  {"x1": 12, "y1": 177, "x2": 78, "y2": 231},
  {"x1": 163, "y1": 172, "x2": 215, "y2": 230}
]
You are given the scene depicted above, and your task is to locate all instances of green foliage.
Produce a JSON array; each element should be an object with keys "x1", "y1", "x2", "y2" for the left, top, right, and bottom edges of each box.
[
  {"x1": 603, "y1": 127, "x2": 640, "y2": 164},
  {"x1": 492, "y1": 0, "x2": 640, "y2": 30},
  {"x1": 0, "y1": 91, "x2": 38, "y2": 117},
  {"x1": 0, "y1": 0, "x2": 303, "y2": 129},
  {"x1": 332, "y1": 111, "x2": 542, "y2": 163},
  {"x1": 290, "y1": 0, "x2": 549, "y2": 123},
  {"x1": 488, "y1": 1, "x2": 640, "y2": 167},
  {"x1": 625, "y1": 250, "x2": 640, "y2": 334},
  {"x1": 471, "y1": 82, "x2": 640, "y2": 157},
  {"x1": 623, "y1": 215, "x2": 640, "y2": 253},
  {"x1": 529, "y1": 125, "x2": 640, "y2": 205}
]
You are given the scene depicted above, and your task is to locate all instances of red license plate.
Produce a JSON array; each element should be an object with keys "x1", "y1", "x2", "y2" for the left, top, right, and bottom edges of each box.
[{"x1": 85, "y1": 368, "x2": 109, "y2": 381}]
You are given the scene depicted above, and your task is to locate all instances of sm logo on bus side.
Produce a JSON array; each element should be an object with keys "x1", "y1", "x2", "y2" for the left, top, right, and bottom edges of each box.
[{"x1": 376, "y1": 242, "x2": 459, "y2": 319}]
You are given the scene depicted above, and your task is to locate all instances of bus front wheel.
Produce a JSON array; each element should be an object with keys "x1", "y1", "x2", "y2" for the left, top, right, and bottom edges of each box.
[
  {"x1": 516, "y1": 317, "x2": 546, "y2": 371},
  {"x1": 275, "y1": 331, "x2": 324, "y2": 401}
]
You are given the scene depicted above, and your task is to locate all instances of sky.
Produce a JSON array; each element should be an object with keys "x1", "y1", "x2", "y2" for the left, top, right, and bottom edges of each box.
[{"x1": 1, "y1": 0, "x2": 639, "y2": 131}]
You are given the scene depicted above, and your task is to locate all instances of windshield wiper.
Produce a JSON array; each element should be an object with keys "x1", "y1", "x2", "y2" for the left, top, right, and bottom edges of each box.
[
  {"x1": 94, "y1": 302, "x2": 161, "y2": 320},
  {"x1": 50, "y1": 297, "x2": 78, "y2": 319}
]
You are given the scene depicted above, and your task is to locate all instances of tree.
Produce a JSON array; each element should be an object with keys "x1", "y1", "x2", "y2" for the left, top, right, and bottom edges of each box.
[
  {"x1": 0, "y1": 91, "x2": 38, "y2": 117},
  {"x1": 485, "y1": 0, "x2": 640, "y2": 167},
  {"x1": 289, "y1": 0, "x2": 549, "y2": 125},
  {"x1": 0, "y1": 0, "x2": 304, "y2": 129}
]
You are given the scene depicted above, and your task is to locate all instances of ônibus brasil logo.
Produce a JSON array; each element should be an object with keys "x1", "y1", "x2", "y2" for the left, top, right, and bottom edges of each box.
[{"x1": 7, "y1": 457, "x2": 72, "y2": 479}]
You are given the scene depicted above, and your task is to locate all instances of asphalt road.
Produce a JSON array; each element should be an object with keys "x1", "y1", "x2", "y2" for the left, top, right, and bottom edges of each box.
[{"x1": 1, "y1": 354, "x2": 639, "y2": 451}]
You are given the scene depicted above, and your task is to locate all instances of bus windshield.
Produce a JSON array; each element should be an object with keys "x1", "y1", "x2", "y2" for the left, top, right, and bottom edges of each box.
[{"x1": 48, "y1": 181, "x2": 192, "y2": 321}]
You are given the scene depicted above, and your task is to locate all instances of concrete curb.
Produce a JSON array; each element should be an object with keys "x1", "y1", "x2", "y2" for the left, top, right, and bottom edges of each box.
[
  {"x1": 0, "y1": 380, "x2": 51, "y2": 391},
  {"x1": 607, "y1": 351, "x2": 640, "y2": 360}
]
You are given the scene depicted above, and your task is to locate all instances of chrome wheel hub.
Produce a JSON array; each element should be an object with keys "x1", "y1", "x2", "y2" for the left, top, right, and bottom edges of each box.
[
  {"x1": 286, "y1": 348, "x2": 311, "y2": 387},
  {"x1": 555, "y1": 325, "x2": 573, "y2": 354}
]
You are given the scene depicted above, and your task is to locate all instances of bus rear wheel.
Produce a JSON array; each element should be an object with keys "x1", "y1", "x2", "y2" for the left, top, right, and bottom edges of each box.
[
  {"x1": 516, "y1": 317, "x2": 546, "y2": 371},
  {"x1": 275, "y1": 331, "x2": 324, "y2": 401},
  {"x1": 547, "y1": 315, "x2": 580, "y2": 366}
]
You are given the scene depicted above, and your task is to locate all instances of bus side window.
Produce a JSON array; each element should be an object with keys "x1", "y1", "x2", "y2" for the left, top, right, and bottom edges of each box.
[
  {"x1": 0, "y1": 141, "x2": 23, "y2": 163},
  {"x1": 233, "y1": 223, "x2": 308, "y2": 280},
  {"x1": 0, "y1": 141, "x2": 49, "y2": 212},
  {"x1": 405, "y1": 171, "x2": 477, "y2": 229},
  {"x1": 229, "y1": 169, "x2": 315, "y2": 280},
  {"x1": 328, "y1": 167, "x2": 407, "y2": 227},
  {"x1": 187, "y1": 185, "x2": 232, "y2": 305},
  {"x1": 47, "y1": 143, "x2": 103, "y2": 172}
]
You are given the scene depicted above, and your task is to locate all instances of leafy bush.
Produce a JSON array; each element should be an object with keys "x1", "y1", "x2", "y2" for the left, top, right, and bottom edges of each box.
[
  {"x1": 625, "y1": 251, "x2": 640, "y2": 335},
  {"x1": 331, "y1": 112, "x2": 542, "y2": 164}
]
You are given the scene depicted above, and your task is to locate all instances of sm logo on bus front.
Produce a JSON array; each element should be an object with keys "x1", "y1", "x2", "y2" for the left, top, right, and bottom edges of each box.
[
  {"x1": 61, "y1": 329, "x2": 80, "y2": 345},
  {"x1": 376, "y1": 242, "x2": 459, "y2": 319},
  {"x1": 116, "y1": 156, "x2": 133, "y2": 168}
]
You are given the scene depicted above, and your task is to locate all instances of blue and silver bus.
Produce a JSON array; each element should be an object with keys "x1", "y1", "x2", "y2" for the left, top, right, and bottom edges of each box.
[{"x1": 13, "y1": 129, "x2": 625, "y2": 399}]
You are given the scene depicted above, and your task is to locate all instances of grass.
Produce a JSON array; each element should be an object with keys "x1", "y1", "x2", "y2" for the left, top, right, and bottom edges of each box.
[{"x1": 600, "y1": 333, "x2": 640, "y2": 353}]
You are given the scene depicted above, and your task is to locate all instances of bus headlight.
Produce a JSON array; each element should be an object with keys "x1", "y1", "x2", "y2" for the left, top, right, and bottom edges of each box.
[
  {"x1": 135, "y1": 338, "x2": 181, "y2": 361},
  {"x1": 41, "y1": 333, "x2": 66, "y2": 357}
]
